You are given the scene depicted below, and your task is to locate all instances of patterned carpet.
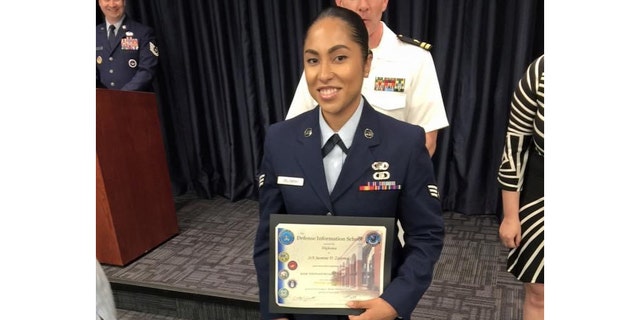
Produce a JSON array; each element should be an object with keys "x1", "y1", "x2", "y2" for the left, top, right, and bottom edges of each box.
[{"x1": 103, "y1": 195, "x2": 524, "y2": 319}]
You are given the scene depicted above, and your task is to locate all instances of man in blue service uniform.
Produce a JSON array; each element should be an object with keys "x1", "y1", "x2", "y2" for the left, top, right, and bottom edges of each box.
[{"x1": 96, "y1": 0, "x2": 159, "y2": 92}]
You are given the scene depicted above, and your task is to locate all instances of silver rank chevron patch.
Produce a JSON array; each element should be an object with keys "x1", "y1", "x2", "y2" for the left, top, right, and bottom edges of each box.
[
  {"x1": 150, "y1": 42, "x2": 159, "y2": 57},
  {"x1": 258, "y1": 174, "x2": 265, "y2": 188},
  {"x1": 427, "y1": 184, "x2": 440, "y2": 199}
]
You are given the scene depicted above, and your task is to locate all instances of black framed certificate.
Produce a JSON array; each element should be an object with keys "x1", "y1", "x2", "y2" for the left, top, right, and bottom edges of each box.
[{"x1": 268, "y1": 214, "x2": 395, "y2": 315}]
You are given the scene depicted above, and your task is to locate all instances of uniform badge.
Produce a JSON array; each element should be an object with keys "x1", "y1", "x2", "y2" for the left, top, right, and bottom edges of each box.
[
  {"x1": 150, "y1": 42, "x2": 159, "y2": 57},
  {"x1": 373, "y1": 171, "x2": 390, "y2": 180},
  {"x1": 121, "y1": 34, "x2": 139, "y2": 50},
  {"x1": 361, "y1": 161, "x2": 399, "y2": 190},
  {"x1": 359, "y1": 181, "x2": 401, "y2": 191},
  {"x1": 371, "y1": 161, "x2": 390, "y2": 180},
  {"x1": 96, "y1": 56, "x2": 102, "y2": 64},
  {"x1": 427, "y1": 184, "x2": 440, "y2": 199},
  {"x1": 128, "y1": 59, "x2": 137, "y2": 68},
  {"x1": 374, "y1": 77, "x2": 405, "y2": 92},
  {"x1": 303, "y1": 128, "x2": 312, "y2": 137},
  {"x1": 277, "y1": 176, "x2": 304, "y2": 187},
  {"x1": 364, "y1": 128, "x2": 374, "y2": 139},
  {"x1": 371, "y1": 161, "x2": 389, "y2": 171}
]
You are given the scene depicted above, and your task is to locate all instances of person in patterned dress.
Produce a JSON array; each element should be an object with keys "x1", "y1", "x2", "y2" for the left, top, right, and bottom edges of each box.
[{"x1": 497, "y1": 54, "x2": 544, "y2": 320}]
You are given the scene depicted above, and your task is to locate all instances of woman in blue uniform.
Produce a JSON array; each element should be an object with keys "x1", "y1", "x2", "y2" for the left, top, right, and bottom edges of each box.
[{"x1": 253, "y1": 6, "x2": 444, "y2": 320}]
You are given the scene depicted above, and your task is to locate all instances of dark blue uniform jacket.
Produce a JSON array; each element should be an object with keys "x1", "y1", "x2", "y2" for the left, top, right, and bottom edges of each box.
[
  {"x1": 254, "y1": 98, "x2": 444, "y2": 320},
  {"x1": 96, "y1": 16, "x2": 158, "y2": 92}
]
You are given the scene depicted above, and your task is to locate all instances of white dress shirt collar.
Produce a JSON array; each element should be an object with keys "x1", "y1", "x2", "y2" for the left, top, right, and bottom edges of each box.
[{"x1": 319, "y1": 97, "x2": 364, "y2": 149}]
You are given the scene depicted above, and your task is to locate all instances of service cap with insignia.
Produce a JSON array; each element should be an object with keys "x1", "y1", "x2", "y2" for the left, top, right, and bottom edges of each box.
[{"x1": 397, "y1": 34, "x2": 432, "y2": 51}]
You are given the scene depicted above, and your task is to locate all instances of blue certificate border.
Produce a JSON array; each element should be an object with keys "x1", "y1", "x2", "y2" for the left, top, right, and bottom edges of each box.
[{"x1": 268, "y1": 214, "x2": 395, "y2": 316}]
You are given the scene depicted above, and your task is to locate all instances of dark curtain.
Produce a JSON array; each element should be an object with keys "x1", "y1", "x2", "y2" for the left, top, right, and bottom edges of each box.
[
  {"x1": 385, "y1": 0, "x2": 545, "y2": 214},
  {"x1": 97, "y1": 0, "x2": 543, "y2": 215}
]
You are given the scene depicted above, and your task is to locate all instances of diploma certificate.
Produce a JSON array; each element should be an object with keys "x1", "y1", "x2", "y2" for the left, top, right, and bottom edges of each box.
[{"x1": 269, "y1": 214, "x2": 394, "y2": 315}]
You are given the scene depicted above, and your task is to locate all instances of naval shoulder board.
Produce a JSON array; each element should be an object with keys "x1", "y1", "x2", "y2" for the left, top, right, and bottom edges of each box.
[{"x1": 397, "y1": 34, "x2": 432, "y2": 51}]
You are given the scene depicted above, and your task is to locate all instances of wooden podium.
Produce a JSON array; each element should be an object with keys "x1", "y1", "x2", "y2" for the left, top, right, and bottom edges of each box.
[{"x1": 96, "y1": 88, "x2": 179, "y2": 266}]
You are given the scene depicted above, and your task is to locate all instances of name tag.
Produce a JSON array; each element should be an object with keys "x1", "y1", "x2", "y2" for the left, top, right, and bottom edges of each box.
[{"x1": 277, "y1": 176, "x2": 304, "y2": 187}]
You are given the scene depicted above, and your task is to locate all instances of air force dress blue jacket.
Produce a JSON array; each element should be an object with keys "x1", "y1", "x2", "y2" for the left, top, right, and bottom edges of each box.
[
  {"x1": 253, "y1": 98, "x2": 444, "y2": 320},
  {"x1": 96, "y1": 16, "x2": 158, "y2": 92}
]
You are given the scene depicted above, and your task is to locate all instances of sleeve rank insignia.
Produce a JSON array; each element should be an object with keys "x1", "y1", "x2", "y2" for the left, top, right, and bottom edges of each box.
[
  {"x1": 397, "y1": 34, "x2": 432, "y2": 51},
  {"x1": 150, "y1": 42, "x2": 159, "y2": 57},
  {"x1": 427, "y1": 184, "x2": 440, "y2": 199}
]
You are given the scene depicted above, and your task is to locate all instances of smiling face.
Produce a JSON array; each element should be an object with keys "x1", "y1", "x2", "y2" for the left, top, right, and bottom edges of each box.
[
  {"x1": 304, "y1": 17, "x2": 372, "y2": 130},
  {"x1": 99, "y1": 0, "x2": 126, "y2": 25}
]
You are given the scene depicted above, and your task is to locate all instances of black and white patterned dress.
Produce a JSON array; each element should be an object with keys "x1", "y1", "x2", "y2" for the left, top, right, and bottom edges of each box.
[{"x1": 498, "y1": 55, "x2": 544, "y2": 283}]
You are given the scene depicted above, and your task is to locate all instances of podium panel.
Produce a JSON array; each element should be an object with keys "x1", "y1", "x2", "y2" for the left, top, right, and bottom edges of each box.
[{"x1": 96, "y1": 88, "x2": 178, "y2": 266}]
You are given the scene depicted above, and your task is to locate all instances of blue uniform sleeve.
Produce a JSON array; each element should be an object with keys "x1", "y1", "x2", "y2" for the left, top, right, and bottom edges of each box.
[
  {"x1": 121, "y1": 26, "x2": 158, "y2": 91},
  {"x1": 253, "y1": 128, "x2": 290, "y2": 319},
  {"x1": 379, "y1": 127, "x2": 445, "y2": 318}
]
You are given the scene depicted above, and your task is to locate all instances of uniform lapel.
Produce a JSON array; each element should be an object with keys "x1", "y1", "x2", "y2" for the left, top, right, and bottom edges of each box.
[
  {"x1": 330, "y1": 101, "x2": 381, "y2": 201},
  {"x1": 97, "y1": 24, "x2": 110, "y2": 54},
  {"x1": 294, "y1": 108, "x2": 334, "y2": 211}
]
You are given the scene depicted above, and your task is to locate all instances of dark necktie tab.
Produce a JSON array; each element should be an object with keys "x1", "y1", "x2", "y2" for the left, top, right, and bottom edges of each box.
[
  {"x1": 109, "y1": 25, "x2": 118, "y2": 48},
  {"x1": 322, "y1": 134, "x2": 348, "y2": 157}
]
